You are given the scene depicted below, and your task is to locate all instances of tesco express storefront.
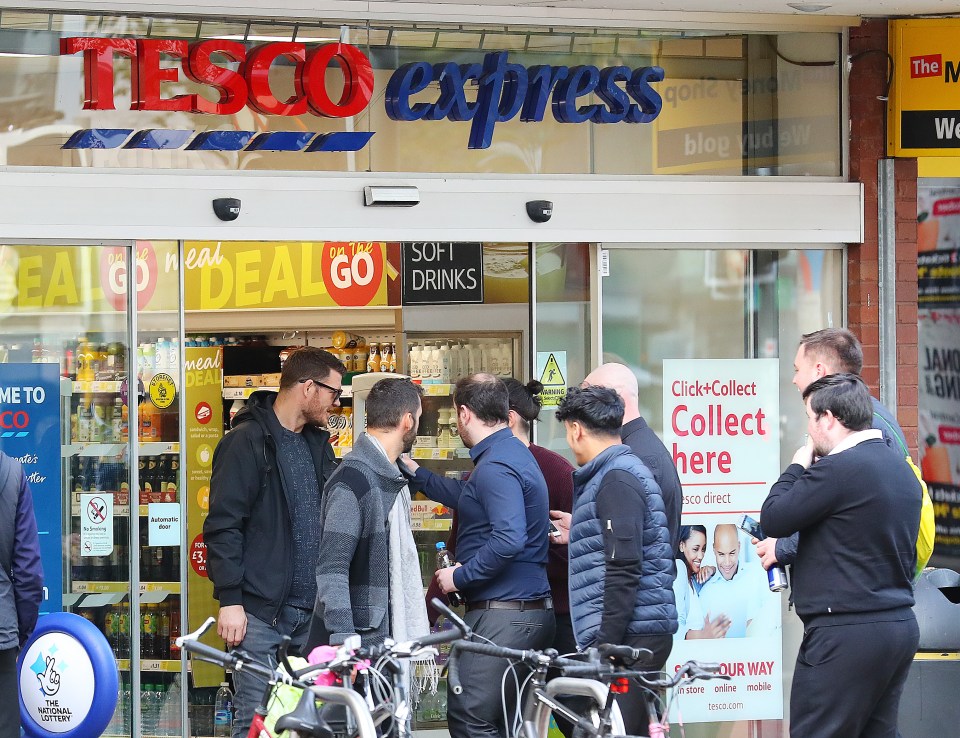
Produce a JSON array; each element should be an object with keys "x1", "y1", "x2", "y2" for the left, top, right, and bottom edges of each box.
[{"x1": 0, "y1": 4, "x2": 862, "y2": 738}]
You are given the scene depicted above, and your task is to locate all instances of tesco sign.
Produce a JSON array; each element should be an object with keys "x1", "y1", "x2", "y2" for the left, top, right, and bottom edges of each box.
[
  {"x1": 60, "y1": 37, "x2": 374, "y2": 117},
  {"x1": 60, "y1": 38, "x2": 665, "y2": 150}
]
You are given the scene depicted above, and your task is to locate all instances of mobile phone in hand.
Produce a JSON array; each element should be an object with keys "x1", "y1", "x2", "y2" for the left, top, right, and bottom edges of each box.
[
  {"x1": 548, "y1": 521, "x2": 561, "y2": 538},
  {"x1": 737, "y1": 513, "x2": 764, "y2": 541}
]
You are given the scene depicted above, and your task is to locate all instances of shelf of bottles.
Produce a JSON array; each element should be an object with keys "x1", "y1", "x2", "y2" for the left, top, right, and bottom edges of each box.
[{"x1": 54, "y1": 332, "x2": 188, "y2": 738}]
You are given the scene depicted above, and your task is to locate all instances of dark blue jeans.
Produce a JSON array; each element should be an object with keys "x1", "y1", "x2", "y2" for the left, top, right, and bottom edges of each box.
[{"x1": 231, "y1": 605, "x2": 312, "y2": 738}]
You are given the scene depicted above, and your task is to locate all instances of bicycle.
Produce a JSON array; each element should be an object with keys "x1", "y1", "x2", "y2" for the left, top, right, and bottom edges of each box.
[
  {"x1": 446, "y1": 638, "x2": 727, "y2": 738},
  {"x1": 176, "y1": 598, "x2": 470, "y2": 738}
]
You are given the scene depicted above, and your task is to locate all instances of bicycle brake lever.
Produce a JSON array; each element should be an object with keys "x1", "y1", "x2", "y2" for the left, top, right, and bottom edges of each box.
[{"x1": 176, "y1": 616, "x2": 216, "y2": 647}]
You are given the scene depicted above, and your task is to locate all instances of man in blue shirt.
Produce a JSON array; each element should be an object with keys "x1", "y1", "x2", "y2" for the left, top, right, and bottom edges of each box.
[{"x1": 402, "y1": 373, "x2": 554, "y2": 738}]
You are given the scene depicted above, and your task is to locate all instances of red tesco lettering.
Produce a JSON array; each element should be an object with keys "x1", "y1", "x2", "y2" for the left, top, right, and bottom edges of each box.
[
  {"x1": 60, "y1": 37, "x2": 374, "y2": 118},
  {"x1": 0, "y1": 411, "x2": 29, "y2": 429}
]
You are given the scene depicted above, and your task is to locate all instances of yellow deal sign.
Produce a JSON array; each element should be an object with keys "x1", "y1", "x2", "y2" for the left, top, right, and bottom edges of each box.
[
  {"x1": 889, "y1": 19, "x2": 960, "y2": 156},
  {"x1": 183, "y1": 241, "x2": 388, "y2": 310}
]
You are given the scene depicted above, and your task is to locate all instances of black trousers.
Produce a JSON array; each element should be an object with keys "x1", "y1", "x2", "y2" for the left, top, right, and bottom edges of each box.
[
  {"x1": 554, "y1": 632, "x2": 672, "y2": 738},
  {"x1": 615, "y1": 634, "x2": 673, "y2": 736},
  {"x1": 790, "y1": 616, "x2": 919, "y2": 738},
  {"x1": 447, "y1": 606, "x2": 556, "y2": 738},
  {"x1": 547, "y1": 613, "x2": 579, "y2": 738},
  {"x1": 0, "y1": 647, "x2": 19, "y2": 738}
]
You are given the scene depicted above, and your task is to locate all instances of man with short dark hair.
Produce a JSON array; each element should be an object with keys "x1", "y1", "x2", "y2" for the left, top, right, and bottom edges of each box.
[
  {"x1": 762, "y1": 373, "x2": 921, "y2": 738},
  {"x1": 581, "y1": 363, "x2": 682, "y2": 552},
  {"x1": 0, "y1": 451, "x2": 43, "y2": 738},
  {"x1": 205, "y1": 346, "x2": 344, "y2": 738},
  {"x1": 552, "y1": 386, "x2": 677, "y2": 735},
  {"x1": 755, "y1": 328, "x2": 908, "y2": 570},
  {"x1": 401, "y1": 373, "x2": 554, "y2": 738},
  {"x1": 309, "y1": 378, "x2": 427, "y2": 649}
]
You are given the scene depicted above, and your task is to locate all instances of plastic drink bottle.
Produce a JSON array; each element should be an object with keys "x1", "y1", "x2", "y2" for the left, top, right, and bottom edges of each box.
[
  {"x1": 436, "y1": 542, "x2": 465, "y2": 607},
  {"x1": 213, "y1": 682, "x2": 234, "y2": 737}
]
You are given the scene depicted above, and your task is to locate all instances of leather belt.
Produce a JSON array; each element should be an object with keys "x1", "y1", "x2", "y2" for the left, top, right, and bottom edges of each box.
[{"x1": 466, "y1": 597, "x2": 553, "y2": 613}]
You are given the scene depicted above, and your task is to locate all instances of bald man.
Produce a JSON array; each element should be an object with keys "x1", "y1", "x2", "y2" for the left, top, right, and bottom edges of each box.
[
  {"x1": 697, "y1": 525, "x2": 766, "y2": 639},
  {"x1": 583, "y1": 363, "x2": 682, "y2": 551}
]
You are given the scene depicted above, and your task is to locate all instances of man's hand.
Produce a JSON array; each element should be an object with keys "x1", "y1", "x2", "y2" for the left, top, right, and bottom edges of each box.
[
  {"x1": 398, "y1": 453, "x2": 419, "y2": 475},
  {"x1": 700, "y1": 612, "x2": 731, "y2": 639},
  {"x1": 218, "y1": 605, "x2": 247, "y2": 647},
  {"x1": 752, "y1": 537, "x2": 780, "y2": 570},
  {"x1": 792, "y1": 437, "x2": 815, "y2": 468},
  {"x1": 549, "y1": 510, "x2": 571, "y2": 545},
  {"x1": 436, "y1": 563, "x2": 462, "y2": 594}
]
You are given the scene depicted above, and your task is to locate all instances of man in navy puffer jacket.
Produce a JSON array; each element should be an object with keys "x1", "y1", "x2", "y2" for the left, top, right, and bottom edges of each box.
[{"x1": 551, "y1": 386, "x2": 677, "y2": 734}]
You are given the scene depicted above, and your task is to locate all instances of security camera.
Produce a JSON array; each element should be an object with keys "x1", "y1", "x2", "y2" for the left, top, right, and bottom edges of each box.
[
  {"x1": 212, "y1": 198, "x2": 241, "y2": 221},
  {"x1": 526, "y1": 200, "x2": 553, "y2": 223}
]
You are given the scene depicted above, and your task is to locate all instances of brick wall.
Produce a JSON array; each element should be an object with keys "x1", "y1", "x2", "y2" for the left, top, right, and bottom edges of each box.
[{"x1": 849, "y1": 18, "x2": 919, "y2": 454}]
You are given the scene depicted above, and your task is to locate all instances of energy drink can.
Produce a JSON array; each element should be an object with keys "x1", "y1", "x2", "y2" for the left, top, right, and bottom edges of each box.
[{"x1": 768, "y1": 565, "x2": 789, "y2": 592}]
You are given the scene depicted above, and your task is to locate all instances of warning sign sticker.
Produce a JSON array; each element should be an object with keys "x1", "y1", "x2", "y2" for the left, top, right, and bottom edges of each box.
[{"x1": 536, "y1": 351, "x2": 567, "y2": 407}]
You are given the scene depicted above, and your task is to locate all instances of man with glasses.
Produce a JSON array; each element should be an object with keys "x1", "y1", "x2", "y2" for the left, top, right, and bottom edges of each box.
[{"x1": 205, "y1": 347, "x2": 345, "y2": 738}]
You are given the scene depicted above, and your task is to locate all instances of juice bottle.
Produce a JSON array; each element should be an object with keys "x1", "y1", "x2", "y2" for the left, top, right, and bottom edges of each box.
[{"x1": 921, "y1": 436, "x2": 952, "y2": 485}]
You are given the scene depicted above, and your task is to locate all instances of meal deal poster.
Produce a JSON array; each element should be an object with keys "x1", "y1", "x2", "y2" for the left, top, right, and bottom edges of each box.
[
  {"x1": 184, "y1": 347, "x2": 224, "y2": 686},
  {"x1": 182, "y1": 241, "x2": 388, "y2": 310},
  {"x1": 663, "y1": 358, "x2": 783, "y2": 723}
]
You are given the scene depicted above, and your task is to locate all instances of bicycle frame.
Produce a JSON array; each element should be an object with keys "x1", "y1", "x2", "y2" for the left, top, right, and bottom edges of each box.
[{"x1": 525, "y1": 677, "x2": 625, "y2": 738}]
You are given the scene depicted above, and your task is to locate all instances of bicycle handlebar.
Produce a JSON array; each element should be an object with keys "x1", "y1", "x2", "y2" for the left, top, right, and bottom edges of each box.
[{"x1": 446, "y1": 636, "x2": 727, "y2": 695}]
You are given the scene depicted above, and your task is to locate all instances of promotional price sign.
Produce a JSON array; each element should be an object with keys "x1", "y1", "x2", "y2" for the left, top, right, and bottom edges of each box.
[
  {"x1": 663, "y1": 358, "x2": 783, "y2": 723},
  {"x1": 0, "y1": 363, "x2": 62, "y2": 614}
]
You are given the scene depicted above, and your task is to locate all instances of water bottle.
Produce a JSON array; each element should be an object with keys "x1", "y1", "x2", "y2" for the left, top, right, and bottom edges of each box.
[
  {"x1": 213, "y1": 681, "x2": 234, "y2": 737},
  {"x1": 141, "y1": 683, "x2": 159, "y2": 736},
  {"x1": 435, "y1": 542, "x2": 465, "y2": 607}
]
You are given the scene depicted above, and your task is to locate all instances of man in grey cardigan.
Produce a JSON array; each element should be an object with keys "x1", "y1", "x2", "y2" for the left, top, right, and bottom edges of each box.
[{"x1": 308, "y1": 377, "x2": 429, "y2": 650}]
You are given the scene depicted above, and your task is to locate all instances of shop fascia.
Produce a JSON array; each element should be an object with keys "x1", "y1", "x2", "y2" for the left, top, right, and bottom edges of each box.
[{"x1": 61, "y1": 37, "x2": 665, "y2": 150}]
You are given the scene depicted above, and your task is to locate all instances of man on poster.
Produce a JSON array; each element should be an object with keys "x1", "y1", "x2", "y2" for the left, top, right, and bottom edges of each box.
[
  {"x1": 761, "y1": 373, "x2": 920, "y2": 737},
  {"x1": 697, "y1": 524, "x2": 769, "y2": 638}
]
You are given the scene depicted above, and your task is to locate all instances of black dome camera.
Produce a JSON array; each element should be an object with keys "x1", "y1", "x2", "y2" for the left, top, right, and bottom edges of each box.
[
  {"x1": 212, "y1": 198, "x2": 241, "y2": 221},
  {"x1": 526, "y1": 200, "x2": 553, "y2": 223}
]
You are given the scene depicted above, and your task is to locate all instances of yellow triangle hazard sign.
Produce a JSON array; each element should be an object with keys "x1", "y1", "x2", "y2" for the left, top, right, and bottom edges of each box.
[{"x1": 540, "y1": 353, "x2": 565, "y2": 387}]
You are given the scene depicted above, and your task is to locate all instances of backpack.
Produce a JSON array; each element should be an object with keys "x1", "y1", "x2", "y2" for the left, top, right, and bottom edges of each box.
[{"x1": 874, "y1": 413, "x2": 935, "y2": 580}]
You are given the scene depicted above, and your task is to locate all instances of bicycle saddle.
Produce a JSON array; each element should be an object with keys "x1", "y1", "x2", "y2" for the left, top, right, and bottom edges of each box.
[{"x1": 274, "y1": 690, "x2": 335, "y2": 738}]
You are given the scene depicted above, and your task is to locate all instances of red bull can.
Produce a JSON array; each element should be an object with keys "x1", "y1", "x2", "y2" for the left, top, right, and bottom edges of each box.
[{"x1": 768, "y1": 565, "x2": 789, "y2": 592}]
